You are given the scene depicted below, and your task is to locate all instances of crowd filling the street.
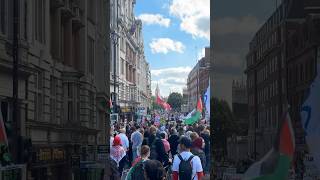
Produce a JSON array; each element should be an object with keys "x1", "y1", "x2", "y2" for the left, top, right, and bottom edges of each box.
[{"x1": 109, "y1": 111, "x2": 211, "y2": 180}]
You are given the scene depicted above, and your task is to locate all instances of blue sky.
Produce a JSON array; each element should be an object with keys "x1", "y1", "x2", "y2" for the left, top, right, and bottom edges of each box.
[{"x1": 134, "y1": 0, "x2": 210, "y2": 97}]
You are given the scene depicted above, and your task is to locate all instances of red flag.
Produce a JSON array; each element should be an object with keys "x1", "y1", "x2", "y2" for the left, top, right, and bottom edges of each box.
[
  {"x1": 279, "y1": 112, "x2": 295, "y2": 157},
  {"x1": 0, "y1": 106, "x2": 8, "y2": 146},
  {"x1": 197, "y1": 97, "x2": 203, "y2": 113}
]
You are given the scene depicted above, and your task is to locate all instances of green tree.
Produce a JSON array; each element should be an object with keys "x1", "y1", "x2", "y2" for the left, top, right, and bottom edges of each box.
[
  {"x1": 211, "y1": 97, "x2": 236, "y2": 161},
  {"x1": 167, "y1": 92, "x2": 183, "y2": 112},
  {"x1": 151, "y1": 96, "x2": 162, "y2": 110}
]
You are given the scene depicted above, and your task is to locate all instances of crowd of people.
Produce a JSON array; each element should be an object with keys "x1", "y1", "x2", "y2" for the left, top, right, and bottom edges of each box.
[{"x1": 108, "y1": 113, "x2": 211, "y2": 180}]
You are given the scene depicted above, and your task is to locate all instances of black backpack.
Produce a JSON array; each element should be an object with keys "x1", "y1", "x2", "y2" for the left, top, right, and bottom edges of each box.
[{"x1": 178, "y1": 154, "x2": 194, "y2": 180}]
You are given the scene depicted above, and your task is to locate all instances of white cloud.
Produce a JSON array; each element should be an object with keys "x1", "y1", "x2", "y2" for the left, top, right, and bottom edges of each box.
[
  {"x1": 137, "y1": 14, "x2": 171, "y2": 27},
  {"x1": 149, "y1": 38, "x2": 185, "y2": 54},
  {"x1": 197, "y1": 48, "x2": 205, "y2": 60},
  {"x1": 169, "y1": 0, "x2": 210, "y2": 40},
  {"x1": 151, "y1": 67, "x2": 192, "y2": 97},
  {"x1": 213, "y1": 16, "x2": 261, "y2": 35}
]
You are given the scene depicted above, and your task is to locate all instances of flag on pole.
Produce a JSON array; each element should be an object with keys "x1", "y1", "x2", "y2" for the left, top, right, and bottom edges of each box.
[
  {"x1": 155, "y1": 84, "x2": 171, "y2": 111},
  {"x1": 0, "y1": 104, "x2": 8, "y2": 146},
  {"x1": 243, "y1": 112, "x2": 295, "y2": 180},
  {"x1": 184, "y1": 97, "x2": 203, "y2": 125},
  {"x1": 197, "y1": 96, "x2": 203, "y2": 113},
  {"x1": 204, "y1": 82, "x2": 210, "y2": 120},
  {"x1": 300, "y1": 62, "x2": 320, "y2": 171}
]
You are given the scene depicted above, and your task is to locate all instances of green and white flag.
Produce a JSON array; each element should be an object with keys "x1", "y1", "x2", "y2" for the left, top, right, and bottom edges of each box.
[{"x1": 243, "y1": 112, "x2": 295, "y2": 180}]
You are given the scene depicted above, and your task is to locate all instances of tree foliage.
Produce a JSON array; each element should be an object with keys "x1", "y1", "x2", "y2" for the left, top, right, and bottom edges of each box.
[
  {"x1": 211, "y1": 97, "x2": 236, "y2": 160},
  {"x1": 151, "y1": 96, "x2": 162, "y2": 110},
  {"x1": 167, "y1": 92, "x2": 183, "y2": 112}
]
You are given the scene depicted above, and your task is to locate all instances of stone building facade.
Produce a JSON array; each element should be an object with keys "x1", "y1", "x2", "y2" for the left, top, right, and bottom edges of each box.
[
  {"x1": 245, "y1": 4, "x2": 286, "y2": 160},
  {"x1": 187, "y1": 47, "x2": 210, "y2": 111},
  {"x1": 0, "y1": 0, "x2": 108, "y2": 179},
  {"x1": 110, "y1": 0, "x2": 151, "y2": 121},
  {"x1": 246, "y1": 0, "x2": 320, "y2": 168}
]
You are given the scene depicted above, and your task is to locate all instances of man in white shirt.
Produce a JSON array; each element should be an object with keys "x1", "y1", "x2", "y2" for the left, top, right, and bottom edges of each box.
[{"x1": 172, "y1": 137, "x2": 204, "y2": 180}]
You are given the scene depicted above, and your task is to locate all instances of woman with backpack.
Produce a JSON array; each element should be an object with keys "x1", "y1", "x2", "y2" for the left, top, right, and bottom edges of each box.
[{"x1": 126, "y1": 145, "x2": 151, "y2": 180}]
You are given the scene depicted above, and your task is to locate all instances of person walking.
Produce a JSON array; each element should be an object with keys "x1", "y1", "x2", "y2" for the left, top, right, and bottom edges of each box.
[
  {"x1": 191, "y1": 137, "x2": 206, "y2": 172},
  {"x1": 110, "y1": 135, "x2": 127, "y2": 175},
  {"x1": 131, "y1": 124, "x2": 143, "y2": 161},
  {"x1": 144, "y1": 160, "x2": 167, "y2": 180},
  {"x1": 200, "y1": 129, "x2": 210, "y2": 173},
  {"x1": 172, "y1": 137, "x2": 204, "y2": 180},
  {"x1": 168, "y1": 128, "x2": 179, "y2": 157},
  {"x1": 126, "y1": 145, "x2": 151, "y2": 180},
  {"x1": 118, "y1": 128, "x2": 129, "y2": 151},
  {"x1": 160, "y1": 132, "x2": 170, "y2": 154},
  {"x1": 148, "y1": 126, "x2": 169, "y2": 166}
]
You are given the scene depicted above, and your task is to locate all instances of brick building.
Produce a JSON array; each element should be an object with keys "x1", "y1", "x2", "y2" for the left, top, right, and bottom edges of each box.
[{"x1": 187, "y1": 47, "x2": 210, "y2": 111}]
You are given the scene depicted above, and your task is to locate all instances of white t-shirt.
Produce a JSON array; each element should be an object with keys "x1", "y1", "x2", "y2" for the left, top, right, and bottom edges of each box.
[{"x1": 172, "y1": 151, "x2": 203, "y2": 180}]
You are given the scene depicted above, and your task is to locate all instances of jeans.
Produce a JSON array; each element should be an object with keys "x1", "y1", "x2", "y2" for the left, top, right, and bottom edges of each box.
[{"x1": 132, "y1": 146, "x2": 139, "y2": 161}]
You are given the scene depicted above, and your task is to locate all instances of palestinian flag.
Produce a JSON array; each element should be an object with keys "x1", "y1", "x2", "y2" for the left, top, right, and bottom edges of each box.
[
  {"x1": 184, "y1": 98, "x2": 203, "y2": 125},
  {"x1": 243, "y1": 112, "x2": 295, "y2": 180},
  {"x1": 0, "y1": 104, "x2": 8, "y2": 146},
  {"x1": 155, "y1": 84, "x2": 171, "y2": 111}
]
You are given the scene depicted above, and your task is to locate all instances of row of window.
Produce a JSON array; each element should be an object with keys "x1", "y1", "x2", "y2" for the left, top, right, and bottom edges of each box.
[
  {"x1": 257, "y1": 56, "x2": 279, "y2": 83},
  {"x1": 34, "y1": 73, "x2": 96, "y2": 127},
  {"x1": 257, "y1": 104, "x2": 279, "y2": 129},
  {"x1": 288, "y1": 59, "x2": 316, "y2": 86},
  {"x1": 255, "y1": 4, "x2": 284, "y2": 45},
  {"x1": 256, "y1": 31, "x2": 279, "y2": 60},
  {"x1": 257, "y1": 80, "x2": 279, "y2": 104}
]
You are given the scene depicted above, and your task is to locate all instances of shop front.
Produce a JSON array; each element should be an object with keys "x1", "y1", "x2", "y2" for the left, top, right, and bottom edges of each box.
[
  {"x1": 73, "y1": 145, "x2": 105, "y2": 180},
  {"x1": 29, "y1": 145, "x2": 81, "y2": 180}
]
